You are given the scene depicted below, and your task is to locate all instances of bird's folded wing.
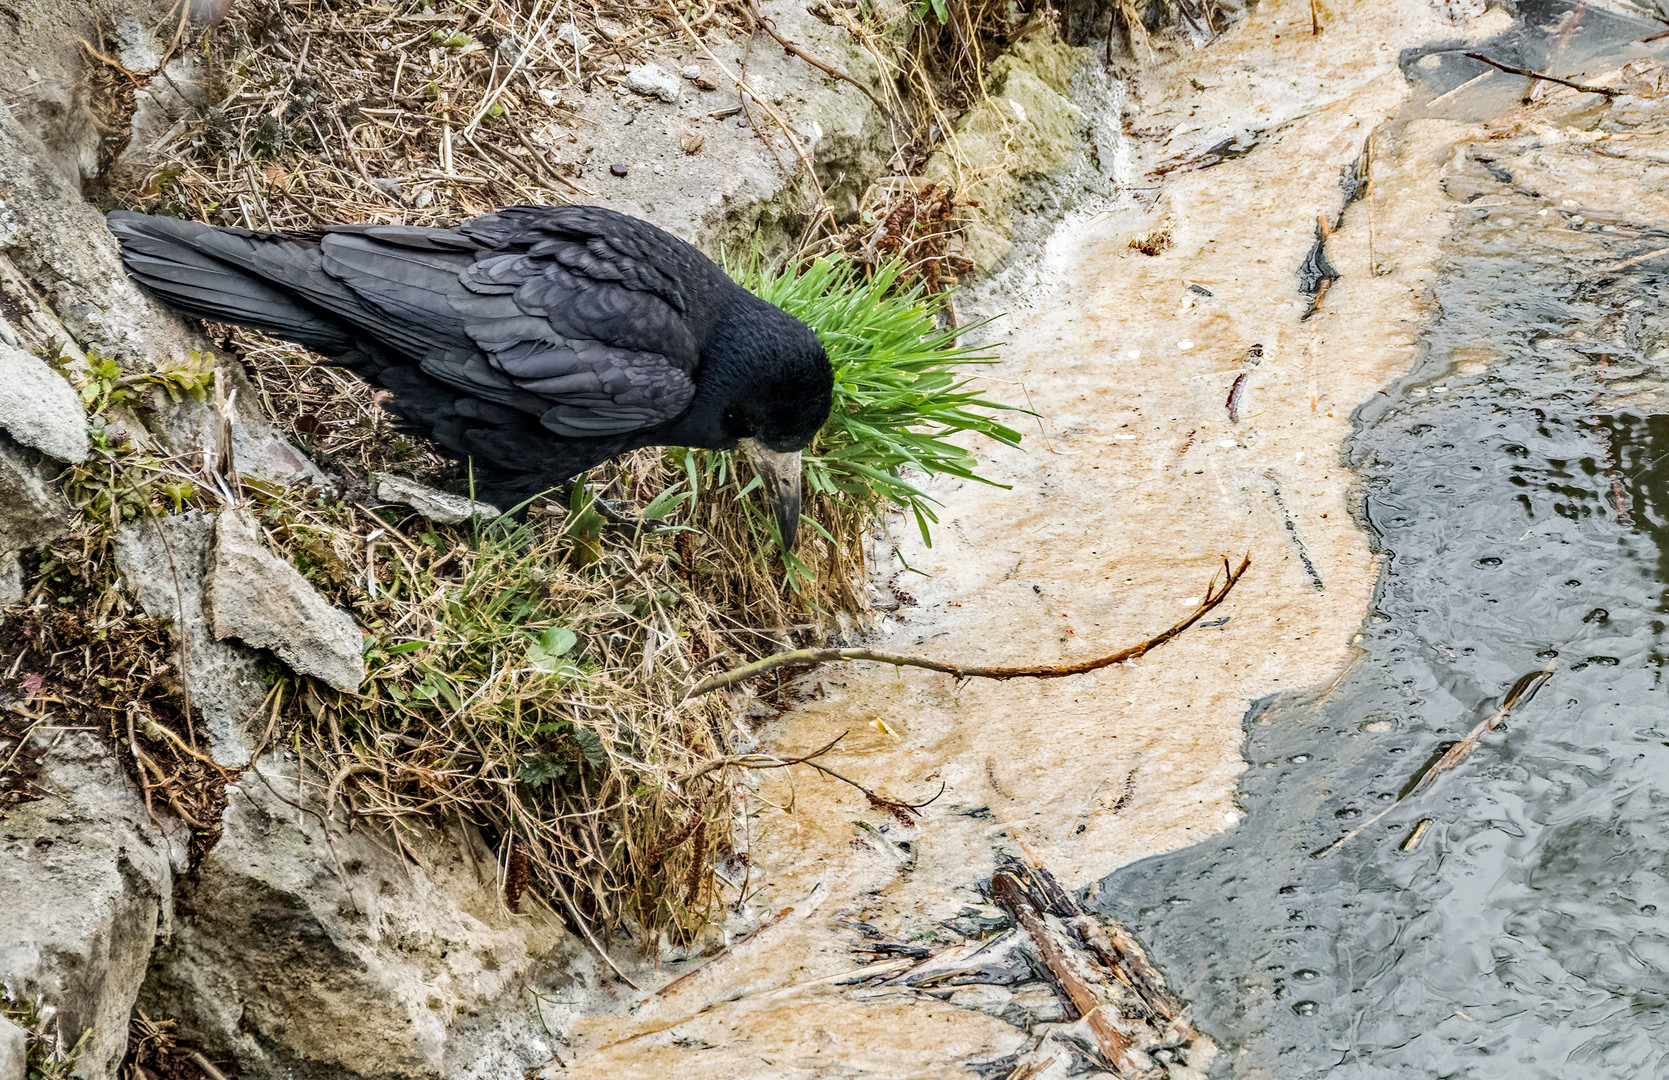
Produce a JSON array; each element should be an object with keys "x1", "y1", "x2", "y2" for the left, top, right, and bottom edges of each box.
[
  {"x1": 320, "y1": 210, "x2": 704, "y2": 438},
  {"x1": 454, "y1": 254, "x2": 698, "y2": 436},
  {"x1": 458, "y1": 205, "x2": 711, "y2": 315}
]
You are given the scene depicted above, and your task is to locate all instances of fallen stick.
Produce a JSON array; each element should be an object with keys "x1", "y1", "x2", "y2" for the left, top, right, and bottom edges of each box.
[
  {"x1": 1462, "y1": 52, "x2": 1620, "y2": 97},
  {"x1": 1312, "y1": 657, "x2": 1558, "y2": 857},
  {"x1": 674, "y1": 730, "x2": 944, "y2": 819},
  {"x1": 686, "y1": 555, "x2": 1250, "y2": 697}
]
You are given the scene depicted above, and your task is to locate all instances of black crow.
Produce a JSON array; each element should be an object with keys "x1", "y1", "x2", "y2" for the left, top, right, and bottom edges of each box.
[{"x1": 106, "y1": 205, "x2": 833, "y2": 547}]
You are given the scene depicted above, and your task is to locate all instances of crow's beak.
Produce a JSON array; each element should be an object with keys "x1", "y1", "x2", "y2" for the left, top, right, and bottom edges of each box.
[{"x1": 743, "y1": 440, "x2": 803, "y2": 550}]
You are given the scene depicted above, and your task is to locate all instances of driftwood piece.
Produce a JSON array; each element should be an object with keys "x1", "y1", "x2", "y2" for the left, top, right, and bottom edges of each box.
[
  {"x1": 991, "y1": 863, "x2": 1196, "y2": 1079},
  {"x1": 687, "y1": 555, "x2": 1250, "y2": 697},
  {"x1": 1312, "y1": 656, "x2": 1557, "y2": 857}
]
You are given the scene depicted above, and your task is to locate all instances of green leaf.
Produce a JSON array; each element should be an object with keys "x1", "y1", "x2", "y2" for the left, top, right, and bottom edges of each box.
[
  {"x1": 518, "y1": 753, "x2": 568, "y2": 786},
  {"x1": 642, "y1": 485, "x2": 695, "y2": 522},
  {"x1": 528, "y1": 626, "x2": 582, "y2": 675},
  {"x1": 574, "y1": 727, "x2": 606, "y2": 768}
]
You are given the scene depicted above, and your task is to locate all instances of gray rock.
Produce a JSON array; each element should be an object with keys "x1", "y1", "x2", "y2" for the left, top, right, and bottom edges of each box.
[
  {"x1": 0, "y1": 437, "x2": 72, "y2": 556},
  {"x1": 112, "y1": 13, "x2": 162, "y2": 74},
  {"x1": 146, "y1": 363, "x2": 328, "y2": 490},
  {"x1": 141, "y1": 755, "x2": 584, "y2": 1080},
  {"x1": 207, "y1": 508, "x2": 365, "y2": 693},
  {"x1": 375, "y1": 474, "x2": 500, "y2": 524},
  {"x1": 115, "y1": 511, "x2": 263, "y2": 768},
  {"x1": 0, "y1": 1014, "x2": 23, "y2": 1080},
  {"x1": 553, "y1": 22, "x2": 589, "y2": 51},
  {"x1": 0, "y1": 732, "x2": 179, "y2": 1080},
  {"x1": 623, "y1": 64, "x2": 681, "y2": 104},
  {"x1": 0, "y1": 110, "x2": 190, "y2": 364},
  {"x1": 0, "y1": 342, "x2": 88, "y2": 463}
]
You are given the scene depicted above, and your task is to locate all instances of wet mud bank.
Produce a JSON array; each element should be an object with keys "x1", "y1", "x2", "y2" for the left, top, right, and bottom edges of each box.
[
  {"x1": 1096, "y1": 3, "x2": 1669, "y2": 1077},
  {"x1": 566, "y1": 0, "x2": 1548, "y2": 1074}
]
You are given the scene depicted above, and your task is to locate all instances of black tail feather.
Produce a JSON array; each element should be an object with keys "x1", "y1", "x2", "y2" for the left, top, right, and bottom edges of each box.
[{"x1": 107, "y1": 211, "x2": 361, "y2": 357}]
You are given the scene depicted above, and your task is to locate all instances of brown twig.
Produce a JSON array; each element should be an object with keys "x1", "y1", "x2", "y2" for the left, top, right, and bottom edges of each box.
[
  {"x1": 687, "y1": 555, "x2": 1251, "y2": 697},
  {"x1": 740, "y1": 0, "x2": 892, "y2": 119},
  {"x1": 1463, "y1": 52, "x2": 1620, "y2": 97},
  {"x1": 678, "y1": 730, "x2": 943, "y2": 818},
  {"x1": 1313, "y1": 657, "x2": 1558, "y2": 857}
]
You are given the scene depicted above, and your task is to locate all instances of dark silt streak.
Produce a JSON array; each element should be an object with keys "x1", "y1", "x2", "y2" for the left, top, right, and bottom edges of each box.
[{"x1": 1087, "y1": 8, "x2": 1669, "y2": 1076}]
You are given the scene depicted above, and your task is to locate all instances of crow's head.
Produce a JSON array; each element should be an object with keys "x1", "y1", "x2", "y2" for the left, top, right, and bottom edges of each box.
[{"x1": 704, "y1": 296, "x2": 834, "y2": 550}]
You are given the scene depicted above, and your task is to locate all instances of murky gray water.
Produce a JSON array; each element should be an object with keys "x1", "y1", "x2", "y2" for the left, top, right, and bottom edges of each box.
[{"x1": 1094, "y1": 6, "x2": 1669, "y2": 1076}]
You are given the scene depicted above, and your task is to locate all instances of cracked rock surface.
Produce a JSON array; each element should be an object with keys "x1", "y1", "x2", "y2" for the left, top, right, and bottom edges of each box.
[{"x1": 207, "y1": 508, "x2": 365, "y2": 694}]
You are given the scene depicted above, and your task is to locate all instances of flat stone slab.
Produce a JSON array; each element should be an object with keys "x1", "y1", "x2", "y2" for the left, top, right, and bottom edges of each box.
[
  {"x1": 207, "y1": 508, "x2": 364, "y2": 692},
  {"x1": 375, "y1": 474, "x2": 500, "y2": 524},
  {"x1": 114, "y1": 511, "x2": 262, "y2": 768},
  {"x1": 0, "y1": 343, "x2": 86, "y2": 463}
]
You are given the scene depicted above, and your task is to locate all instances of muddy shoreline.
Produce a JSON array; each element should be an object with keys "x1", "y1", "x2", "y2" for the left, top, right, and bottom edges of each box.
[{"x1": 564, "y1": 0, "x2": 1556, "y2": 1073}]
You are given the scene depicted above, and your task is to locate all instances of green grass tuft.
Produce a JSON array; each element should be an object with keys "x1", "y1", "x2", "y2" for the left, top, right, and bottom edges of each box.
[{"x1": 688, "y1": 256, "x2": 1024, "y2": 594}]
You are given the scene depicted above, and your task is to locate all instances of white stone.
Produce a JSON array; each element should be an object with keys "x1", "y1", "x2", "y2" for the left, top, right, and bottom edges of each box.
[
  {"x1": 0, "y1": 733, "x2": 178, "y2": 1080},
  {"x1": 623, "y1": 64, "x2": 681, "y2": 104},
  {"x1": 0, "y1": 342, "x2": 88, "y2": 463},
  {"x1": 554, "y1": 22, "x2": 589, "y2": 51},
  {"x1": 0, "y1": 1015, "x2": 22, "y2": 1080},
  {"x1": 376, "y1": 474, "x2": 500, "y2": 524}
]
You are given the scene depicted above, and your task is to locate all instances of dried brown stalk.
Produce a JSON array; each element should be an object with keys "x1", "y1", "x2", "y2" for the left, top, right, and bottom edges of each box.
[{"x1": 687, "y1": 555, "x2": 1251, "y2": 697}]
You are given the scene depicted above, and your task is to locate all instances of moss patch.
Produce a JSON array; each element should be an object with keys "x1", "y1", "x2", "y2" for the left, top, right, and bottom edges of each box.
[{"x1": 924, "y1": 28, "x2": 1094, "y2": 269}]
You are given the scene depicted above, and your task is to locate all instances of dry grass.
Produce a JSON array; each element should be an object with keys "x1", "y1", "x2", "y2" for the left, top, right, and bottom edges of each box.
[
  {"x1": 70, "y1": 0, "x2": 1037, "y2": 944},
  {"x1": 252, "y1": 487, "x2": 744, "y2": 941},
  {"x1": 1, "y1": 529, "x2": 231, "y2": 867},
  {"x1": 125, "y1": 0, "x2": 742, "y2": 227},
  {"x1": 0, "y1": 992, "x2": 87, "y2": 1080},
  {"x1": 6, "y1": 392, "x2": 754, "y2": 941}
]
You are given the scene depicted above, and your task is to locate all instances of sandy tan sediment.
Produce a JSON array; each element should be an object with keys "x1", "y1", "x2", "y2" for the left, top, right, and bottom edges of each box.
[{"x1": 562, "y1": 1, "x2": 1523, "y2": 1071}]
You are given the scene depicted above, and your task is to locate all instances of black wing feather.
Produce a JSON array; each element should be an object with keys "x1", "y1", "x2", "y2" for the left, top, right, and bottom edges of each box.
[{"x1": 110, "y1": 204, "x2": 725, "y2": 465}]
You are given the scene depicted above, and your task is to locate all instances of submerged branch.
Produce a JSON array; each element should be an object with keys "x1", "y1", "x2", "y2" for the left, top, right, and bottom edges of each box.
[
  {"x1": 1312, "y1": 656, "x2": 1559, "y2": 858},
  {"x1": 686, "y1": 555, "x2": 1251, "y2": 697},
  {"x1": 1463, "y1": 52, "x2": 1620, "y2": 97}
]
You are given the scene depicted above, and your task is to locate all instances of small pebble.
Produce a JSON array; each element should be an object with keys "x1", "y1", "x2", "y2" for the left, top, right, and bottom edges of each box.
[
  {"x1": 681, "y1": 64, "x2": 701, "y2": 79},
  {"x1": 695, "y1": 75, "x2": 720, "y2": 91},
  {"x1": 609, "y1": 163, "x2": 628, "y2": 177}
]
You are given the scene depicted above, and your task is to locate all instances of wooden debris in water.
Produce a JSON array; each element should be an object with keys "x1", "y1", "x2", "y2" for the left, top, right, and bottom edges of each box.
[
  {"x1": 991, "y1": 861, "x2": 1198, "y2": 1079},
  {"x1": 1313, "y1": 656, "x2": 1558, "y2": 857}
]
